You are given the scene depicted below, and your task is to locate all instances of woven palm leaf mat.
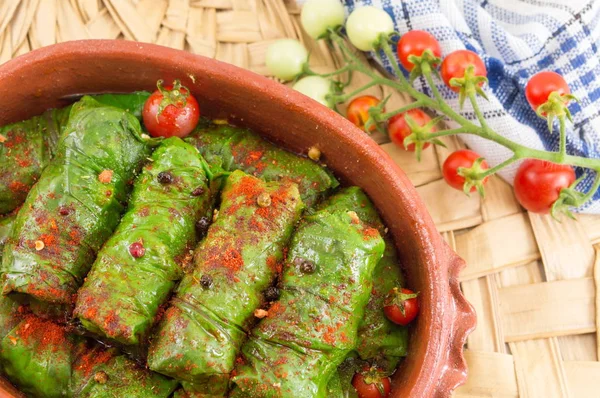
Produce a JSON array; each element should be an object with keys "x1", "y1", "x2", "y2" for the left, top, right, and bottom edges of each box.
[{"x1": 2, "y1": 0, "x2": 600, "y2": 397}]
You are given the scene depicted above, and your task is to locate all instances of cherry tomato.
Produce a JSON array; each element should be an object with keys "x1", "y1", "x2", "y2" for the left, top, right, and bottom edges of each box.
[
  {"x1": 387, "y1": 108, "x2": 434, "y2": 151},
  {"x1": 301, "y1": 0, "x2": 345, "y2": 39},
  {"x1": 442, "y1": 149, "x2": 489, "y2": 192},
  {"x1": 142, "y1": 80, "x2": 200, "y2": 138},
  {"x1": 266, "y1": 39, "x2": 308, "y2": 81},
  {"x1": 352, "y1": 368, "x2": 391, "y2": 398},
  {"x1": 525, "y1": 71, "x2": 570, "y2": 112},
  {"x1": 383, "y1": 288, "x2": 419, "y2": 326},
  {"x1": 293, "y1": 76, "x2": 333, "y2": 108},
  {"x1": 397, "y1": 30, "x2": 442, "y2": 71},
  {"x1": 346, "y1": 6, "x2": 395, "y2": 51},
  {"x1": 440, "y1": 50, "x2": 487, "y2": 92},
  {"x1": 347, "y1": 96, "x2": 382, "y2": 132},
  {"x1": 513, "y1": 159, "x2": 575, "y2": 214}
]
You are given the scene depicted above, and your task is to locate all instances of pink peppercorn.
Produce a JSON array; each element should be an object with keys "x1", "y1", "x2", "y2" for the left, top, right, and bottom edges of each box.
[{"x1": 129, "y1": 241, "x2": 145, "y2": 258}]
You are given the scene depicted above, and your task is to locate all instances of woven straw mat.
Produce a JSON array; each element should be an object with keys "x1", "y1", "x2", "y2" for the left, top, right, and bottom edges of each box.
[{"x1": 2, "y1": 0, "x2": 600, "y2": 397}]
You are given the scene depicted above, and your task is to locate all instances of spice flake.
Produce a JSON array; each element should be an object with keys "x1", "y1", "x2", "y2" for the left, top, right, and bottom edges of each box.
[{"x1": 98, "y1": 170, "x2": 113, "y2": 184}]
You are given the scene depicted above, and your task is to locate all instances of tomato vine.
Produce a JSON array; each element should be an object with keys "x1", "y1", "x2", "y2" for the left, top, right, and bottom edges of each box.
[{"x1": 267, "y1": 1, "x2": 600, "y2": 219}]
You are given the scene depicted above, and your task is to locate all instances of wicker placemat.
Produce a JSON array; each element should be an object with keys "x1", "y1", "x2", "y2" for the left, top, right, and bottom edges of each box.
[{"x1": 2, "y1": 1, "x2": 600, "y2": 397}]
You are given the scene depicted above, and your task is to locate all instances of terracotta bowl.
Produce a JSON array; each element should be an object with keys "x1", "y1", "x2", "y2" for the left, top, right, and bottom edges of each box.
[{"x1": 0, "y1": 40, "x2": 475, "y2": 398}]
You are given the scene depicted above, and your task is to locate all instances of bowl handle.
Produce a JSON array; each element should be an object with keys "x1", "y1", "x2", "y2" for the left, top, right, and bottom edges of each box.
[{"x1": 435, "y1": 242, "x2": 477, "y2": 397}]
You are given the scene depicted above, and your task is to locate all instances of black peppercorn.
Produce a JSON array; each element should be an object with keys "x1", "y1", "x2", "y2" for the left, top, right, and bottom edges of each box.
[
  {"x1": 295, "y1": 258, "x2": 316, "y2": 274},
  {"x1": 157, "y1": 171, "x2": 174, "y2": 184},
  {"x1": 195, "y1": 217, "x2": 210, "y2": 238},
  {"x1": 200, "y1": 274, "x2": 213, "y2": 288},
  {"x1": 264, "y1": 286, "x2": 280, "y2": 301},
  {"x1": 191, "y1": 186, "x2": 205, "y2": 196}
]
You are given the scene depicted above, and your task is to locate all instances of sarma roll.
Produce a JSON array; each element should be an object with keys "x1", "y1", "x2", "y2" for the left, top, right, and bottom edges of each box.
[
  {"x1": 0, "y1": 312, "x2": 178, "y2": 398},
  {"x1": 1, "y1": 314, "x2": 82, "y2": 397},
  {"x1": 91, "y1": 91, "x2": 150, "y2": 120},
  {"x1": 71, "y1": 345, "x2": 178, "y2": 398},
  {"x1": 230, "y1": 203, "x2": 385, "y2": 397},
  {"x1": 1, "y1": 97, "x2": 150, "y2": 306},
  {"x1": 75, "y1": 137, "x2": 214, "y2": 345},
  {"x1": 0, "y1": 93, "x2": 149, "y2": 216},
  {"x1": 185, "y1": 123, "x2": 338, "y2": 207},
  {"x1": 148, "y1": 170, "x2": 304, "y2": 395},
  {"x1": 319, "y1": 187, "x2": 408, "y2": 364},
  {"x1": 0, "y1": 107, "x2": 69, "y2": 214}
]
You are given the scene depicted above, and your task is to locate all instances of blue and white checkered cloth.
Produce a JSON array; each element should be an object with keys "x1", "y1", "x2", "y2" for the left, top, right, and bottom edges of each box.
[{"x1": 337, "y1": 0, "x2": 600, "y2": 213}]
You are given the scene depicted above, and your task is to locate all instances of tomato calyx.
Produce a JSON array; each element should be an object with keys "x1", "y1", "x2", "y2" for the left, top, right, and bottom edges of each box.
[
  {"x1": 401, "y1": 113, "x2": 446, "y2": 160},
  {"x1": 374, "y1": 32, "x2": 397, "y2": 52},
  {"x1": 385, "y1": 287, "x2": 418, "y2": 317},
  {"x1": 406, "y1": 49, "x2": 442, "y2": 82},
  {"x1": 155, "y1": 79, "x2": 190, "y2": 121},
  {"x1": 549, "y1": 175, "x2": 585, "y2": 220},
  {"x1": 363, "y1": 95, "x2": 390, "y2": 134},
  {"x1": 448, "y1": 65, "x2": 489, "y2": 108},
  {"x1": 359, "y1": 366, "x2": 391, "y2": 396},
  {"x1": 535, "y1": 91, "x2": 578, "y2": 134},
  {"x1": 457, "y1": 157, "x2": 489, "y2": 197},
  {"x1": 321, "y1": 25, "x2": 344, "y2": 41}
]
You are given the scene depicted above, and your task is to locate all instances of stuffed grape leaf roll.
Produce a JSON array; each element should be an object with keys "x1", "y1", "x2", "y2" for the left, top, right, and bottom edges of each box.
[
  {"x1": 0, "y1": 296, "x2": 21, "y2": 357},
  {"x1": 148, "y1": 170, "x2": 304, "y2": 395},
  {"x1": 75, "y1": 137, "x2": 214, "y2": 345},
  {"x1": 0, "y1": 107, "x2": 69, "y2": 214},
  {"x1": 229, "y1": 203, "x2": 385, "y2": 397},
  {"x1": 319, "y1": 187, "x2": 408, "y2": 365},
  {"x1": 71, "y1": 345, "x2": 178, "y2": 398},
  {"x1": 0, "y1": 312, "x2": 178, "y2": 398},
  {"x1": 0, "y1": 93, "x2": 147, "y2": 216},
  {"x1": 91, "y1": 91, "x2": 150, "y2": 121},
  {"x1": 185, "y1": 123, "x2": 338, "y2": 207},
  {"x1": 1, "y1": 96, "x2": 150, "y2": 306},
  {"x1": 0, "y1": 314, "x2": 83, "y2": 397}
]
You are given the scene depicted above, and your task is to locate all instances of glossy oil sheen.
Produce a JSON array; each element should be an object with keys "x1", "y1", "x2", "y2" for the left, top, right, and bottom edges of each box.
[{"x1": 0, "y1": 40, "x2": 476, "y2": 398}]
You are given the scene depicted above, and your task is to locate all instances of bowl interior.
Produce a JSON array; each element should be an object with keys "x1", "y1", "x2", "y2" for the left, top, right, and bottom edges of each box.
[{"x1": 0, "y1": 40, "x2": 474, "y2": 397}]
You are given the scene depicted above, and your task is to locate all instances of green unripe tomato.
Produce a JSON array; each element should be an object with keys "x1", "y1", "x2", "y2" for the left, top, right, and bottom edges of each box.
[
  {"x1": 266, "y1": 39, "x2": 308, "y2": 81},
  {"x1": 346, "y1": 6, "x2": 395, "y2": 51},
  {"x1": 293, "y1": 76, "x2": 334, "y2": 108},
  {"x1": 301, "y1": 0, "x2": 345, "y2": 39}
]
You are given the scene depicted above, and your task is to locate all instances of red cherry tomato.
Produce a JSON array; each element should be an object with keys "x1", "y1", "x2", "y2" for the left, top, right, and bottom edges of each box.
[
  {"x1": 442, "y1": 149, "x2": 489, "y2": 192},
  {"x1": 513, "y1": 159, "x2": 575, "y2": 214},
  {"x1": 143, "y1": 80, "x2": 200, "y2": 138},
  {"x1": 525, "y1": 71, "x2": 570, "y2": 112},
  {"x1": 352, "y1": 369, "x2": 391, "y2": 398},
  {"x1": 347, "y1": 95, "x2": 382, "y2": 132},
  {"x1": 387, "y1": 108, "x2": 434, "y2": 151},
  {"x1": 440, "y1": 50, "x2": 487, "y2": 92},
  {"x1": 383, "y1": 288, "x2": 419, "y2": 326},
  {"x1": 397, "y1": 30, "x2": 442, "y2": 71}
]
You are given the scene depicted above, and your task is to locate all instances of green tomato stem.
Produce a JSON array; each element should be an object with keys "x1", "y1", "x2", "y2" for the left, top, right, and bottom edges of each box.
[
  {"x1": 329, "y1": 80, "x2": 380, "y2": 103},
  {"x1": 378, "y1": 36, "x2": 410, "y2": 88},
  {"x1": 427, "y1": 127, "x2": 471, "y2": 138},
  {"x1": 467, "y1": 88, "x2": 491, "y2": 132},
  {"x1": 579, "y1": 171, "x2": 600, "y2": 205},
  {"x1": 478, "y1": 155, "x2": 519, "y2": 179},
  {"x1": 559, "y1": 115, "x2": 567, "y2": 163},
  {"x1": 379, "y1": 101, "x2": 423, "y2": 121},
  {"x1": 303, "y1": 63, "x2": 353, "y2": 78}
]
